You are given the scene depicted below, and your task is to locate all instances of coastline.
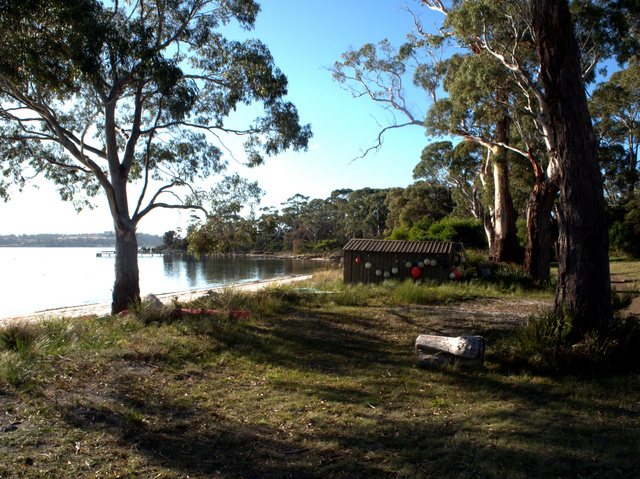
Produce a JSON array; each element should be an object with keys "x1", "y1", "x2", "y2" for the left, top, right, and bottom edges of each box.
[{"x1": 0, "y1": 274, "x2": 314, "y2": 326}]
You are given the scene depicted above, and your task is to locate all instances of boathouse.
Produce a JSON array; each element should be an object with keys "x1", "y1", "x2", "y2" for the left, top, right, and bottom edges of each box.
[{"x1": 343, "y1": 239, "x2": 464, "y2": 284}]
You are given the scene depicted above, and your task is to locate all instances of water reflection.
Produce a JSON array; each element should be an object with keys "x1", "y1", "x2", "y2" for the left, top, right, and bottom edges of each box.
[
  {"x1": 0, "y1": 247, "x2": 333, "y2": 318},
  {"x1": 159, "y1": 254, "x2": 328, "y2": 291}
]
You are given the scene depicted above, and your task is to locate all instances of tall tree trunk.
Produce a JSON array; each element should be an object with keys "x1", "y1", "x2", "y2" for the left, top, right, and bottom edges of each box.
[
  {"x1": 490, "y1": 115, "x2": 522, "y2": 263},
  {"x1": 483, "y1": 210, "x2": 496, "y2": 254},
  {"x1": 524, "y1": 174, "x2": 559, "y2": 282},
  {"x1": 532, "y1": 0, "x2": 612, "y2": 332},
  {"x1": 112, "y1": 224, "x2": 140, "y2": 314}
]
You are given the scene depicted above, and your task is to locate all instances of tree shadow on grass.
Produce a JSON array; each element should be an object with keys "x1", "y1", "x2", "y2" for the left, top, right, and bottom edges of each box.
[
  {"x1": 60, "y1": 366, "x2": 640, "y2": 478},
  {"x1": 49, "y1": 306, "x2": 638, "y2": 478}
]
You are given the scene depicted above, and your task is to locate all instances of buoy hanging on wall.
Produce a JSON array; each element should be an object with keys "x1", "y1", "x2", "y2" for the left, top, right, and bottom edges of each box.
[
  {"x1": 355, "y1": 255, "x2": 362, "y2": 265},
  {"x1": 365, "y1": 262, "x2": 372, "y2": 269},
  {"x1": 411, "y1": 266, "x2": 422, "y2": 278},
  {"x1": 391, "y1": 267, "x2": 399, "y2": 275}
]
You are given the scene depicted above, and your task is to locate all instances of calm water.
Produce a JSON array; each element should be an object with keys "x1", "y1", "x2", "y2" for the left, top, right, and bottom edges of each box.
[{"x1": 0, "y1": 247, "x2": 330, "y2": 318}]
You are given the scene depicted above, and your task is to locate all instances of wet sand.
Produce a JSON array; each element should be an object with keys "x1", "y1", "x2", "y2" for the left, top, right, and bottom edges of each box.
[{"x1": 1, "y1": 274, "x2": 313, "y2": 326}]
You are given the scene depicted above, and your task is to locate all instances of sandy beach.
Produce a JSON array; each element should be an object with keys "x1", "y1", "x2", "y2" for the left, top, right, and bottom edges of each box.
[{"x1": 0, "y1": 274, "x2": 313, "y2": 326}]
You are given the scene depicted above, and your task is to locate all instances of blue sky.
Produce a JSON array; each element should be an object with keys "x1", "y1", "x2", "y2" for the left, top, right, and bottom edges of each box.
[{"x1": 1, "y1": 1, "x2": 444, "y2": 236}]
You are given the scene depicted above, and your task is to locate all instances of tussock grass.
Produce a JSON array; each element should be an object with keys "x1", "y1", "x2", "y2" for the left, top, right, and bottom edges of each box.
[
  {"x1": 502, "y1": 310, "x2": 640, "y2": 373},
  {"x1": 1, "y1": 266, "x2": 638, "y2": 478}
]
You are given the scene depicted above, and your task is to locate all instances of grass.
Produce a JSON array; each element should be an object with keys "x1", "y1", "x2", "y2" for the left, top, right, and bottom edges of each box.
[{"x1": 1, "y1": 266, "x2": 638, "y2": 478}]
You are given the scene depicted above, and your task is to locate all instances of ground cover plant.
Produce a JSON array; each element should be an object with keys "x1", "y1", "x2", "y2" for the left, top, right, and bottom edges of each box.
[{"x1": 1, "y1": 265, "x2": 639, "y2": 478}]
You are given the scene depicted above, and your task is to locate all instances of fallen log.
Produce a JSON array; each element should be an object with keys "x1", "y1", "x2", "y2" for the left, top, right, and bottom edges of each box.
[{"x1": 415, "y1": 334, "x2": 485, "y2": 368}]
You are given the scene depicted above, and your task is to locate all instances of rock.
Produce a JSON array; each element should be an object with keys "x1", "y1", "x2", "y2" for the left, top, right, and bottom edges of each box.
[{"x1": 143, "y1": 293, "x2": 163, "y2": 308}]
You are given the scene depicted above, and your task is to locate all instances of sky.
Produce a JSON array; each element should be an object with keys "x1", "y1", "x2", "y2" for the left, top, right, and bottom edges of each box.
[{"x1": 0, "y1": 0, "x2": 445, "y2": 236}]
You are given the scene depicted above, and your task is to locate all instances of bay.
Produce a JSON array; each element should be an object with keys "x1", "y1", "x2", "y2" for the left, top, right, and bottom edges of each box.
[{"x1": 0, "y1": 247, "x2": 331, "y2": 318}]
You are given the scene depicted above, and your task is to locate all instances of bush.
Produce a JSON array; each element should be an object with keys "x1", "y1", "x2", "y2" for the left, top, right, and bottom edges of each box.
[
  {"x1": 607, "y1": 198, "x2": 640, "y2": 258},
  {"x1": 313, "y1": 239, "x2": 340, "y2": 252},
  {"x1": 508, "y1": 310, "x2": 640, "y2": 373},
  {"x1": 386, "y1": 227, "x2": 410, "y2": 240},
  {"x1": 407, "y1": 217, "x2": 434, "y2": 241},
  {"x1": 426, "y1": 217, "x2": 487, "y2": 248}
]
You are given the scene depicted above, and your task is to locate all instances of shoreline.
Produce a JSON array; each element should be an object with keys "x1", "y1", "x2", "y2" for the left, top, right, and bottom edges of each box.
[{"x1": 0, "y1": 274, "x2": 314, "y2": 326}]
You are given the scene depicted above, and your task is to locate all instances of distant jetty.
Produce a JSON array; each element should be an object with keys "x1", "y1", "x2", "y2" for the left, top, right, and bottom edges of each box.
[{"x1": 96, "y1": 249, "x2": 161, "y2": 258}]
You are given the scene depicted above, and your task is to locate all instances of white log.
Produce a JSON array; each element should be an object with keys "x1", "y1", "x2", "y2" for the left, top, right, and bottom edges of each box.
[{"x1": 415, "y1": 335, "x2": 485, "y2": 368}]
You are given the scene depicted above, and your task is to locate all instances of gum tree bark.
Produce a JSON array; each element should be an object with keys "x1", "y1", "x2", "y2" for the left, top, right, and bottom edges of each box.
[
  {"x1": 491, "y1": 113, "x2": 521, "y2": 263},
  {"x1": 531, "y1": 0, "x2": 612, "y2": 331},
  {"x1": 524, "y1": 160, "x2": 559, "y2": 282},
  {"x1": 113, "y1": 226, "x2": 140, "y2": 313}
]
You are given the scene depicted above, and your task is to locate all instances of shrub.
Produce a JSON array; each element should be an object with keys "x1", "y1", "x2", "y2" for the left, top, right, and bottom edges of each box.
[
  {"x1": 509, "y1": 310, "x2": 640, "y2": 373},
  {"x1": 407, "y1": 217, "x2": 434, "y2": 241},
  {"x1": 426, "y1": 217, "x2": 487, "y2": 248},
  {"x1": 386, "y1": 227, "x2": 410, "y2": 240},
  {"x1": 313, "y1": 239, "x2": 340, "y2": 252}
]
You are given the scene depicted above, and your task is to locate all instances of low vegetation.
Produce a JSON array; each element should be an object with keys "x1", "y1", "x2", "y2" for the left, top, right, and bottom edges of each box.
[{"x1": 1, "y1": 265, "x2": 639, "y2": 478}]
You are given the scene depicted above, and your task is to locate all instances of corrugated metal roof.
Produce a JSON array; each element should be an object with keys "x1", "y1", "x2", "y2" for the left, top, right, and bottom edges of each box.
[{"x1": 343, "y1": 239, "x2": 455, "y2": 255}]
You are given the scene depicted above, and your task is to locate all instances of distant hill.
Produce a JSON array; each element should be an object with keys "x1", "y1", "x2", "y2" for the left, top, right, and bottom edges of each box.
[{"x1": 0, "y1": 232, "x2": 163, "y2": 248}]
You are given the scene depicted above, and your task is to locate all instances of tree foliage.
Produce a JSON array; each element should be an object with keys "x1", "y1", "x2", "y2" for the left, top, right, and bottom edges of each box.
[
  {"x1": 590, "y1": 60, "x2": 640, "y2": 204},
  {"x1": 0, "y1": 0, "x2": 311, "y2": 312}
]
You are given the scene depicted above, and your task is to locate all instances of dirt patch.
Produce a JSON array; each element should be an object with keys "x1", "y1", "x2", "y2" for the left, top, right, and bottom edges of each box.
[{"x1": 611, "y1": 274, "x2": 640, "y2": 316}]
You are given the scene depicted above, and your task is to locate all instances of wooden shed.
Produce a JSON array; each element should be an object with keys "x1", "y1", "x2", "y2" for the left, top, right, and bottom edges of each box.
[{"x1": 343, "y1": 239, "x2": 464, "y2": 285}]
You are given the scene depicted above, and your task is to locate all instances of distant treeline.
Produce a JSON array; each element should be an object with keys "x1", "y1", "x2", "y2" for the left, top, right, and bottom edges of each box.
[{"x1": 0, "y1": 232, "x2": 162, "y2": 248}]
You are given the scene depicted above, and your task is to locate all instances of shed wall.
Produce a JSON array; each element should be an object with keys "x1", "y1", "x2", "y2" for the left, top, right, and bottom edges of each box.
[{"x1": 343, "y1": 240, "x2": 459, "y2": 284}]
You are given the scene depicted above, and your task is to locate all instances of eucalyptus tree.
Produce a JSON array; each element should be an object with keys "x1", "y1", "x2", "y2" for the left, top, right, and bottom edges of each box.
[
  {"x1": 531, "y1": 0, "x2": 612, "y2": 331},
  {"x1": 255, "y1": 206, "x2": 285, "y2": 250},
  {"x1": 419, "y1": 0, "x2": 620, "y2": 280},
  {"x1": 413, "y1": 140, "x2": 486, "y2": 221},
  {"x1": 328, "y1": 188, "x2": 354, "y2": 243},
  {"x1": 0, "y1": 0, "x2": 311, "y2": 313},
  {"x1": 280, "y1": 194, "x2": 311, "y2": 232},
  {"x1": 350, "y1": 187, "x2": 391, "y2": 238},
  {"x1": 384, "y1": 181, "x2": 454, "y2": 234},
  {"x1": 590, "y1": 60, "x2": 640, "y2": 204},
  {"x1": 300, "y1": 198, "x2": 335, "y2": 245},
  {"x1": 330, "y1": 4, "x2": 526, "y2": 264},
  {"x1": 423, "y1": 50, "x2": 525, "y2": 263},
  {"x1": 186, "y1": 173, "x2": 263, "y2": 254}
]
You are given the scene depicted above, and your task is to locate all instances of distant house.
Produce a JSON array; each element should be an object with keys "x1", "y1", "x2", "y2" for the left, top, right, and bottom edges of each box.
[{"x1": 342, "y1": 239, "x2": 464, "y2": 284}]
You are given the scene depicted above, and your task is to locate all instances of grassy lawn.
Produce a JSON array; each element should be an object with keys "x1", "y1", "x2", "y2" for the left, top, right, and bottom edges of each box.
[{"x1": 1, "y1": 267, "x2": 639, "y2": 478}]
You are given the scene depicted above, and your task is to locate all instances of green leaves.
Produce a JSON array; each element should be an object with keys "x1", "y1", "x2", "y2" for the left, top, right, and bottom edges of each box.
[
  {"x1": 590, "y1": 60, "x2": 640, "y2": 203},
  {"x1": 187, "y1": 173, "x2": 263, "y2": 255},
  {"x1": 1, "y1": 0, "x2": 310, "y2": 222}
]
